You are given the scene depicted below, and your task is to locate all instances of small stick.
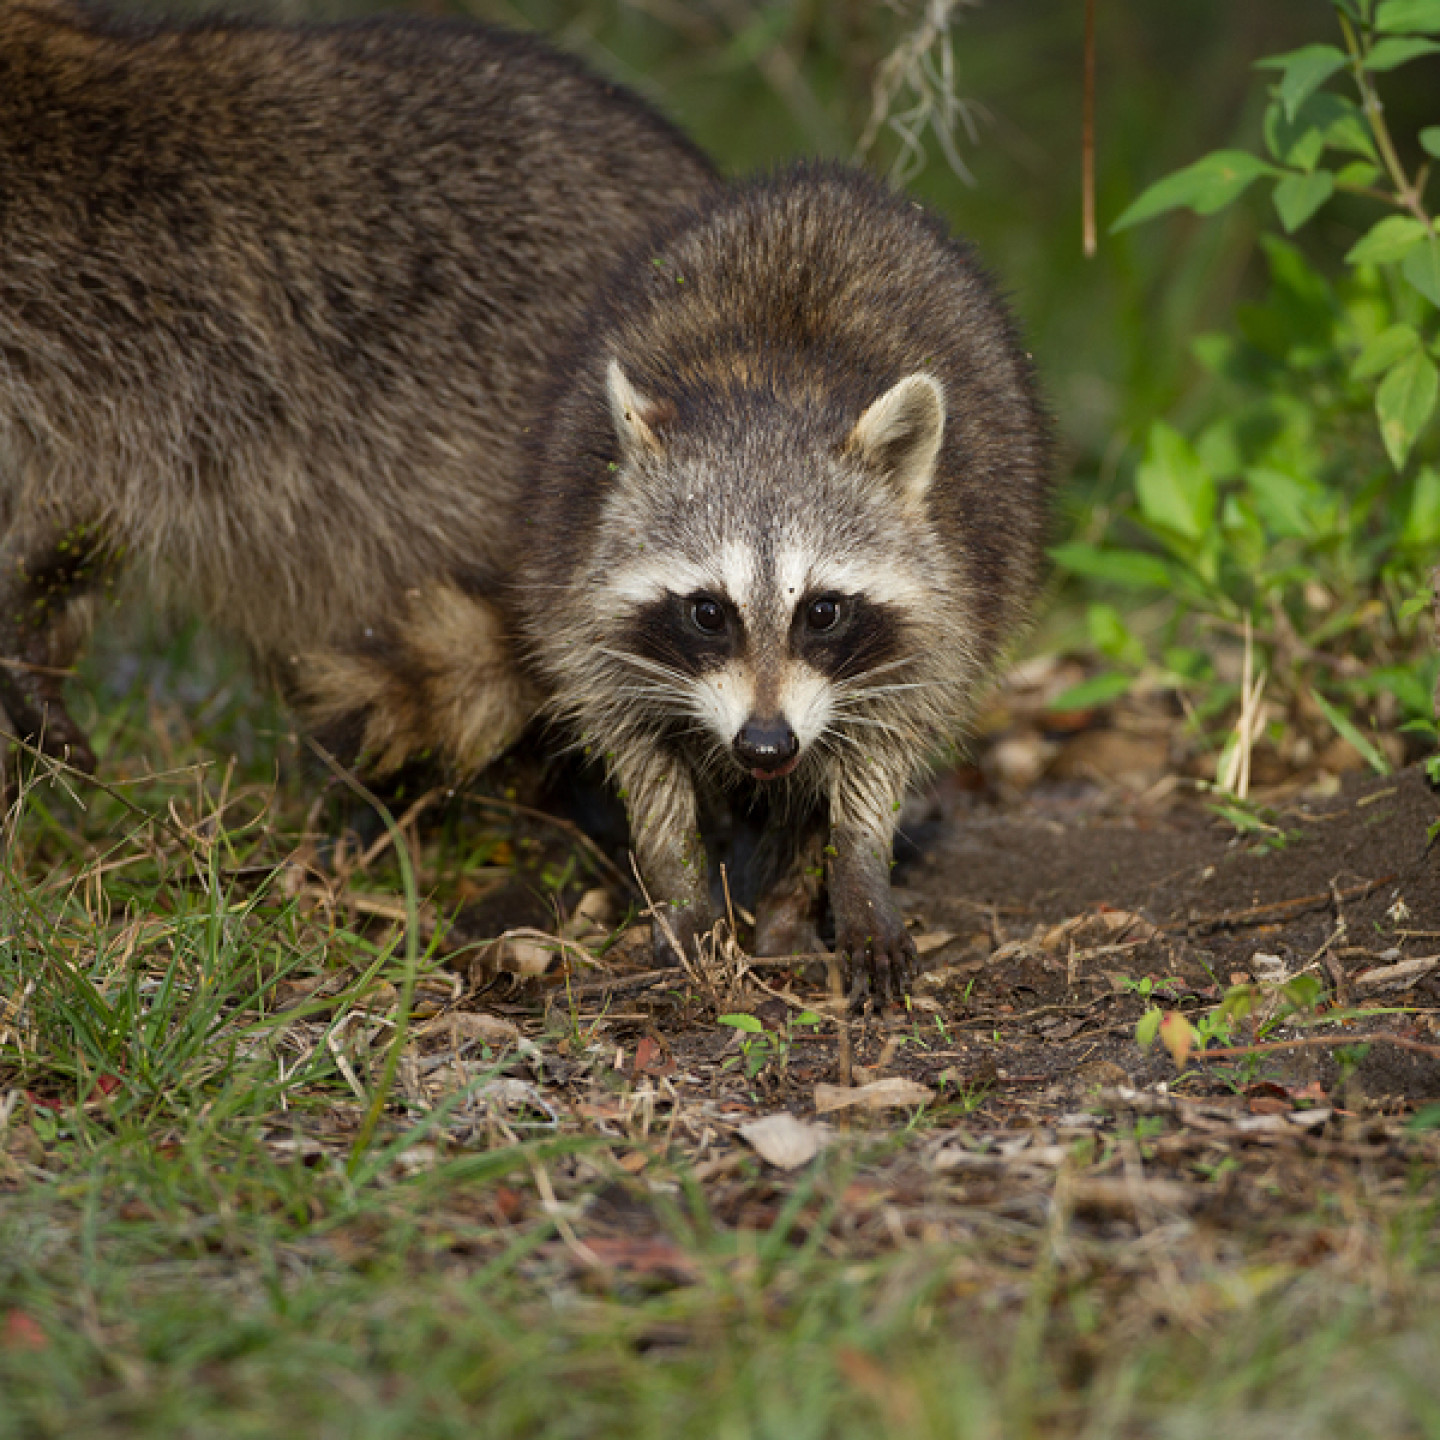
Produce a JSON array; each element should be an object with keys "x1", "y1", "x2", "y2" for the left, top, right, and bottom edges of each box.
[
  {"x1": 828, "y1": 954, "x2": 852, "y2": 1087},
  {"x1": 1194, "y1": 1033, "x2": 1440, "y2": 1063},
  {"x1": 1180, "y1": 875, "x2": 1396, "y2": 935},
  {"x1": 1082, "y1": 0, "x2": 1097, "y2": 257}
]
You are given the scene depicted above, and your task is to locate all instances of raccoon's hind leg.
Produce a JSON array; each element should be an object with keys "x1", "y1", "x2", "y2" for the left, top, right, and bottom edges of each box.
[
  {"x1": 289, "y1": 581, "x2": 537, "y2": 780},
  {"x1": 0, "y1": 519, "x2": 113, "y2": 774},
  {"x1": 827, "y1": 758, "x2": 918, "y2": 1003},
  {"x1": 750, "y1": 816, "x2": 826, "y2": 958}
]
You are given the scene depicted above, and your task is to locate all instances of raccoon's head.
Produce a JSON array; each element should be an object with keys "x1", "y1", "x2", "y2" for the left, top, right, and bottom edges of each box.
[{"x1": 592, "y1": 359, "x2": 962, "y2": 785}]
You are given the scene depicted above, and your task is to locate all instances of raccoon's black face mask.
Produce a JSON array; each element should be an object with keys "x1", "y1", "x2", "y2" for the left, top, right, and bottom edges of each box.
[{"x1": 596, "y1": 359, "x2": 952, "y2": 779}]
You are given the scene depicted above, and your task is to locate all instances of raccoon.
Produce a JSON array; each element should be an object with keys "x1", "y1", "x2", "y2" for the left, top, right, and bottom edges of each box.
[
  {"x1": 0, "y1": 0, "x2": 716, "y2": 780},
  {"x1": 516, "y1": 165, "x2": 1050, "y2": 999}
]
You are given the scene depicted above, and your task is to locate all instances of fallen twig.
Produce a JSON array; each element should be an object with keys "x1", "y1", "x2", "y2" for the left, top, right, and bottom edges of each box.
[
  {"x1": 1193, "y1": 1032, "x2": 1440, "y2": 1062},
  {"x1": 1180, "y1": 875, "x2": 1397, "y2": 935}
]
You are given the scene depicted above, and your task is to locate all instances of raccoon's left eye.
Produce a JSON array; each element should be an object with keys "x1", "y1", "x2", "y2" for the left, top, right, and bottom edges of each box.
[{"x1": 805, "y1": 596, "x2": 842, "y2": 632}]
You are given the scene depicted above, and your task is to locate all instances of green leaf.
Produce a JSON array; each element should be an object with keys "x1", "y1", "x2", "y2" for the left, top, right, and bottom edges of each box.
[
  {"x1": 1264, "y1": 91, "x2": 1374, "y2": 167},
  {"x1": 1243, "y1": 467, "x2": 1323, "y2": 538},
  {"x1": 1273, "y1": 169, "x2": 1334, "y2": 231},
  {"x1": 1135, "y1": 422, "x2": 1216, "y2": 539},
  {"x1": 1048, "y1": 672, "x2": 1134, "y2": 714},
  {"x1": 1351, "y1": 322, "x2": 1421, "y2": 379},
  {"x1": 1354, "y1": 662, "x2": 1436, "y2": 719},
  {"x1": 1325, "y1": 110, "x2": 1380, "y2": 160},
  {"x1": 1377, "y1": 349, "x2": 1439, "y2": 466},
  {"x1": 1402, "y1": 238, "x2": 1440, "y2": 307},
  {"x1": 1048, "y1": 543, "x2": 1174, "y2": 591},
  {"x1": 1402, "y1": 466, "x2": 1440, "y2": 545},
  {"x1": 1421, "y1": 126, "x2": 1440, "y2": 158},
  {"x1": 718, "y1": 1013, "x2": 764, "y2": 1033},
  {"x1": 1256, "y1": 44, "x2": 1346, "y2": 119},
  {"x1": 1087, "y1": 603, "x2": 1146, "y2": 668},
  {"x1": 1407, "y1": 1103, "x2": 1440, "y2": 1133},
  {"x1": 1364, "y1": 36, "x2": 1440, "y2": 67},
  {"x1": 1112, "y1": 151, "x2": 1279, "y2": 231},
  {"x1": 1345, "y1": 214, "x2": 1428, "y2": 265},
  {"x1": 1134, "y1": 1008, "x2": 1163, "y2": 1049},
  {"x1": 1334, "y1": 160, "x2": 1383, "y2": 187},
  {"x1": 1264, "y1": 106, "x2": 1326, "y2": 170},
  {"x1": 1310, "y1": 690, "x2": 1393, "y2": 775},
  {"x1": 1375, "y1": 0, "x2": 1440, "y2": 32}
]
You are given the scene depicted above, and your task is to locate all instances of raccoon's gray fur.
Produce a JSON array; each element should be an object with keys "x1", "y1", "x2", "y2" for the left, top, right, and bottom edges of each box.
[
  {"x1": 0, "y1": 0, "x2": 716, "y2": 778},
  {"x1": 516, "y1": 165, "x2": 1049, "y2": 998}
]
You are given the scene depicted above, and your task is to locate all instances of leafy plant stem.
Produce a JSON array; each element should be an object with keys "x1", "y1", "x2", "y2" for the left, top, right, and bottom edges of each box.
[{"x1": 1339, "y1": 10, "x2": 1435, "y2": 230}]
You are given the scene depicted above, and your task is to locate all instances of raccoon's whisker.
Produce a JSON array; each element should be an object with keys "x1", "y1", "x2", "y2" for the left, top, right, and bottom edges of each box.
[
  {"x1": 833, "y1": 677, "x2": 945, "y2": 700},
  {"x1": 608, "y1": 684, "x2": 693, "y2": 705},
  {"x1": 832, "y1": 656, "x2": 923, "y2": 687},
  {"x1": 596, "y1": 646, "x2": 684, "y2": 674},
  {"x1": 831, "y1": 714, "x2": 908, "y2": 737},
  {"x1": 812, "y1": 728, "x2": 861, "y2": 761}
]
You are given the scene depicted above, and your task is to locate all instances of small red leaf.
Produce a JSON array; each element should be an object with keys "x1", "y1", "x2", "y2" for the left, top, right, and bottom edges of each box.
[{"x1": 2, "y1": 1310, "x2": 48, "y2": 1351}]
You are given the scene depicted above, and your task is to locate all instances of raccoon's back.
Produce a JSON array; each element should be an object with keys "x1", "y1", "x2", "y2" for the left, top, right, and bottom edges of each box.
[
  {"x1": 528, "y1": 164, "x2": 1050, "y2": 664},
  {"x1": 0, "y1": 1, "x2": 716, "y2": 650}
]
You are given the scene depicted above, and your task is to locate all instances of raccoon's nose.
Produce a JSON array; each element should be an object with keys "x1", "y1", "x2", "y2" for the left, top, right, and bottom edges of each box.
[{"x1": 734, "y1": 715, "x2": 801, "y2": 780}]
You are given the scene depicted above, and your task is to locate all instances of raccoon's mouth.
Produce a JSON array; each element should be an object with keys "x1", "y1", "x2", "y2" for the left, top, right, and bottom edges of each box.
[{"x1": 747, "y1": 754, "x2": 802, "y2": 782}]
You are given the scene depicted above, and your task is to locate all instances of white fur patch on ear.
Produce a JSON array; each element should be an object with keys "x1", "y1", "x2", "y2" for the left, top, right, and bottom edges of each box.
[
  {"x1": 607, "y1": 358, "x2": 665, "y2": 461},
  {"x1": 847, "y1": 372, "x2": 945, "y2": 509}
]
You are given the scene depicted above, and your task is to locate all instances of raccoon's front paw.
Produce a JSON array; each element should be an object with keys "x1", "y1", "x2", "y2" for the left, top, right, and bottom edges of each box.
[{"x1": 834, "y1": 905, "x2": 917, "y2": 1006}]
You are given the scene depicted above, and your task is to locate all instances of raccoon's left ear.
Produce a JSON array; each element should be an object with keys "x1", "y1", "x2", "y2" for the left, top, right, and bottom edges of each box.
[
  {"x1": 846, "y1": 373, "x2": 946, "y2": 510},
  {"x1": 607, "y1": 359, "x2": 671, "y2": 462}
]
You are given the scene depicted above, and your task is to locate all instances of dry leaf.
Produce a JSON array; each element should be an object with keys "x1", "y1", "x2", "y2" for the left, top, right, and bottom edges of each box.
[
  {"x1": 1354, "y1": 955, "x2": 1438, "y2": 994},
  {"x1": 565, "y1": 887, "x2": 615, "y2": 940},
  {"x1": 1068, "y1": 1178, "x2": 1204, "y2": 1219},
  {"x1": 420, "y1": 1012, "x2": 520, "y2": 1045},
  {"x1": 814, "y1": 1078, "x2": 935, "y2": 1114},
  {"x1": 581, "y1": 1236, "x2": 698, "y2": 1283},
  {"x1": 739, "y1": 1112, "x2": 835, "y2": 1170},
  {"x1": 1041, "y1": 909, "x2": 1158, "y2": 952},
  {"x1": 913, "y1": 931, "x2": 957, "y2": 956}
]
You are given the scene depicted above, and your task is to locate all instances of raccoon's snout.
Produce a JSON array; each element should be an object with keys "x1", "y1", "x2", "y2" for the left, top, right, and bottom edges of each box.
[{"x1": 734, "y1": 714, "x2": 800, "y2": 780}]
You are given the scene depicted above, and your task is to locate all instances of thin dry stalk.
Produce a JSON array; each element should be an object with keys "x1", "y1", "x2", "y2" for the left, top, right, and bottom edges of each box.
[
  {"x1": 1082, "y1": 0, "x2": 1096, "y2": 256},
  {"x1": 1217, "y1": 615, "x2": 1267, "y2": 799}
]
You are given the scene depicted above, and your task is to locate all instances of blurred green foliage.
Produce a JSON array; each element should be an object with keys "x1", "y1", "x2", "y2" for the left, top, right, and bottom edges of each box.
[{"x1": 1059, "y1": 0, "x2": 1440, "y2": 758}]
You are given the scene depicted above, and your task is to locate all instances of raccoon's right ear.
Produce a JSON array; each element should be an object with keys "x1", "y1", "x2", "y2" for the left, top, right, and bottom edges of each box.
[
  {"x1": 846, "y1": 373, "x2": 946, "y2": 511},
  {"x1": 606, "y1": 359, "x2": 671, "y2": 462}
]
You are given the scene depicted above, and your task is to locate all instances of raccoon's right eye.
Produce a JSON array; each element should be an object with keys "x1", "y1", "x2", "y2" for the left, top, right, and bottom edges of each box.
[{"x1": 690, "y1": 595, "x2": 727, "y2": 635}]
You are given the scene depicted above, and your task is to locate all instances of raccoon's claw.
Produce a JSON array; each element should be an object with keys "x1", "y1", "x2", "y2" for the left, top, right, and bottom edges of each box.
[{"x1": 837, "y1": 918, "x2": 918, "y2": 1008}]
